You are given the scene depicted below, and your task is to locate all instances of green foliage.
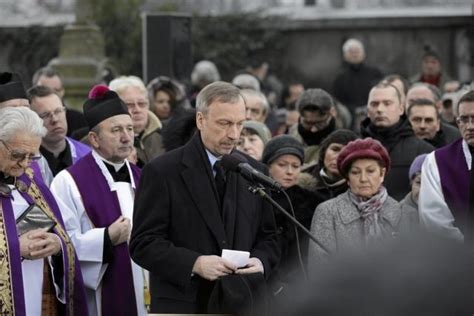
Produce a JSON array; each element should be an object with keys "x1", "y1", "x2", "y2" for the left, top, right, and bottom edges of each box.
[
  {"x1": 1, "y1": 26, "x2": 63, "y2": 88},
  {"x1": 192, "y1": 14, "x2": 286, "y2": 80},
  {"x1": 90, "y1": 0, "x2": 144, "y2": 76}
]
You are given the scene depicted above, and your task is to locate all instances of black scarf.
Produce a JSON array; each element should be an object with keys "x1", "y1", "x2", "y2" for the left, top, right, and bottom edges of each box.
[
  {"x1": 360, "y1": 115, "x2": 413, "y2": 153},
  {"x1": 297, "y1": 117, "x2": 336, "y2": 146}
]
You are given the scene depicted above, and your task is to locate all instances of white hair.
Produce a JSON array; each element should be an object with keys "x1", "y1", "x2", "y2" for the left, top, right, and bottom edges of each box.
[
  {"x1": 0, "y1": 106, "x2": 47, "y2": 141},
  {"x1": 240, "y1": 88, "x2": 270, "y2": 115},
  {"x1": 191, "y1": 60, "x2": 220, "y2": 87},
  {"x1": 342, "y1": 38, "x2": 365, "y2": 54},
  {"x1": 109, "y1": 75, "x2": 147, "y2": 95},
  {"x1": 232, "y1": 74, "x2": 261, "y2": 91}
]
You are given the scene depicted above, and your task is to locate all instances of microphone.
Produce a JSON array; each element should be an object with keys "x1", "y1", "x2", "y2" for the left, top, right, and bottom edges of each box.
[{"x1": 221, "y1": 153, "x2": 283, "y2": 192}]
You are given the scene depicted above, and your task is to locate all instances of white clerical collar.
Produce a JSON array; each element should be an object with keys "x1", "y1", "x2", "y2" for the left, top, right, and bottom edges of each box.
[{"x1": 92, "y1": 150, "x2": 126, "y2": 171}]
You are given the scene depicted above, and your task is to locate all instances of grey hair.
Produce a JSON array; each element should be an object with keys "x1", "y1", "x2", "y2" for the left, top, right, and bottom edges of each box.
[
  {"x1": 196, "y1": 81, "x2": 243, "y2": 115},
  {"x1": 109, "y1": 75, "x2": 147, "y2": 96},
  {"x1": 240, "y1": 89, "x2": 269, "y2": 115},
  {"x1": 191, "y1": 60, "x2": 220, "y2": 87},
  {"x1": 408, "y1": 82, "x2": 442, "y2": 102},
  {"x1": 32, "y1": 66, "x2": 62, "y2": 86},
  {"x1": 342, "y1": 38, "x2": 364, "y2": 54},
  {"x1": 232, "y1": 74, "x2": 261, "y2": 91},
  {"x1": 0, "y1": 106, "x2": 47, "y2": 141}
]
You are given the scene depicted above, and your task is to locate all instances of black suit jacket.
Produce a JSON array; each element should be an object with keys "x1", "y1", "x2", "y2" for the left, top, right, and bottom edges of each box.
[{"x1": 130, "y1": 132, "x2": 280, "y2": 311}]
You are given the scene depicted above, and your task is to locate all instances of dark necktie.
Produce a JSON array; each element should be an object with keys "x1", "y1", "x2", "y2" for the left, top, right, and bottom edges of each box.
[
  {"x1": 104, "y1": 162, "x2": 131, "y2": 183},
  {"x1": 214, "y1": 160, "x2": 226, "y2": 208}
]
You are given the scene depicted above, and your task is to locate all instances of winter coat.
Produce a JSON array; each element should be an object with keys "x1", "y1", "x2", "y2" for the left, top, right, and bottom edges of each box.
[
  {"x1": 307, "y1": 190, "x2": 412, "y2": 272},
  {"x1": 332, "y1": 62, "x2": 384, "y2": 113},
  {"x1": 307, "y1": 164, "x2": 348, "y2": 202},
  {"x1": 136, "y1": 111, "x2": 165, "y2": 166},
  {"x1": 269, "y1": 184, "x2": 323, "y2": 291},
  {"x1": 425, "y1": 122, "x2": 461, "y2": 148},
  {"x1": 360, "y1": 115, "x2": 434, "y2": 201}
]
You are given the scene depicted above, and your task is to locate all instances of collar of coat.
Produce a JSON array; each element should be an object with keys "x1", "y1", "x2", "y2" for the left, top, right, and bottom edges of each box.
[{"x1": 338, "y1": 190, "x2": 401, "y2": 228}]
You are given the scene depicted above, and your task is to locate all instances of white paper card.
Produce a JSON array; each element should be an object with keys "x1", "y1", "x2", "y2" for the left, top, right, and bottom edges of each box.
[{"x1": 221, "y1": 249, "x2": 250, "y2": 268}]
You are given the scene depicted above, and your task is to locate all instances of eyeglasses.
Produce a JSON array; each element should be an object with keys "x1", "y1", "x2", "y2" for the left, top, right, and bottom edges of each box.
[
  {"x1": 301, "y1": 113, "x2": 331, "y2": 130},
  {"x1": 0, "y1": 140, "x2": 41, "y2": 163},
  {"x1": 38, "y1": 107, "x2": 65, "y2": 121},
  {"x1": 456, "y1": 115, "x2": 474, "y2": 126}
]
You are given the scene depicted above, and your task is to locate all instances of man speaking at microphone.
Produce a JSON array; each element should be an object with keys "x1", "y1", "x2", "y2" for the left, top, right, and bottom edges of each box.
[{"x1": 130, "y1": 81, "x2": 280, "y2": 314}]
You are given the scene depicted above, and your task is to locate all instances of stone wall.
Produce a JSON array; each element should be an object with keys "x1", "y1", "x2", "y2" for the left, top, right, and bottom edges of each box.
[{"x1": 268, "y1": 13, "x2": 473, "y2": 91}]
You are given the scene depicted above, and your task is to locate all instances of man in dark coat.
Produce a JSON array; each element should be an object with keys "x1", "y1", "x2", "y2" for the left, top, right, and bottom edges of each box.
[
  {"x1": 130, "y1": 81, "x2": 280, "y2": 314},
  {"x1": 407, "y1": 98, "x2": 460, "y2": 148},
  {"x1": 360, "y1": 82, "x2": 434, "y2": 201},
  {"x1": 332, "y1": 38, "x2": 383, "y2": 119}
]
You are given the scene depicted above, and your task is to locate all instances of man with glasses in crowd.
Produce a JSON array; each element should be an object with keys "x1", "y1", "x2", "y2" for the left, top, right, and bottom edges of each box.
[
  {"x1": 28, "y1": 85, "x2": 90, "y2": 184},
  {"x1": 109, "y1": 76, "x2": 164, "y2": 167},
  {"x1": 288, "y1": 88, "x2": 337, "y2": 165},
  {"x1": 419, "y1": 90, "x2": 474, "y2": 242},
  {"x1": 0, "y1": 72, "x2": 54, "y2": 185}
]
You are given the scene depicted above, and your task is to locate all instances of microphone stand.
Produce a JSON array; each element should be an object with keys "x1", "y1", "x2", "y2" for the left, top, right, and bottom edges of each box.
[{"x1": 248, "y1": 185, "x2": 330, "y2": 254}]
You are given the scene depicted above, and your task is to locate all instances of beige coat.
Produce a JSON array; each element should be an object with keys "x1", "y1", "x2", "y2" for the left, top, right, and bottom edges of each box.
[
  {"x1": 307, "y1": 190, "x2": 413, "y2": 273},
  {"x1": 136, "y1": 111, "x2": 165, "y2": 165}
]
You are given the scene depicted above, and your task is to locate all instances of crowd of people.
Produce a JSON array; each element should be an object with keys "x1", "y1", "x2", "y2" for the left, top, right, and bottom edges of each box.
[{"x1": 0, "y1": 36, "x2": 474, "y2": 315}]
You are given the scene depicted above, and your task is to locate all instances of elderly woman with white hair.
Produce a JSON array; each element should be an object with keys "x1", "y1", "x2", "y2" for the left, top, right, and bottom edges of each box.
[
  {"x1": 0, "y1": 107, "x2": 87, "y2": 315},
  {"x1": 109, "y1": 75, "x2": 165, "y2": 166}
]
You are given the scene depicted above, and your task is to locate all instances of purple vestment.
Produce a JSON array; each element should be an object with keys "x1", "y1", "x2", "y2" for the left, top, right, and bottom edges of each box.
[
  {"x1": 0, "y1": 167, "x2": 88, "y2": 316},
  {"x1": 435, "y1": 138, "x2": 470, "y2": 232},
  {"x1": 68, "y1": 153, "x2": 141, "y2": 316}
]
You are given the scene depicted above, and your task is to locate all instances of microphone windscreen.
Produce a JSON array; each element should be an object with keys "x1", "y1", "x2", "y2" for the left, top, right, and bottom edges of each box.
[{"x1": 221, "y1": 153, "x2": 246, "y2": 171}]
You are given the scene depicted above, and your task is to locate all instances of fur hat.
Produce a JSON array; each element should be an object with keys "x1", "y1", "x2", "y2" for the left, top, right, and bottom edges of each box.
[
  {"x1": 337, "y1": 138, "x2": 390, "y2": 178},
  {"x1": 408, "y1": 154, "x2": 427, "y2": 181},
  {"x1": 83, "y1": 85, "x2": 129, "y2": 129},
  {"x1": 242, "y1": 120, "x2": 272, "y2": 144},
  {"x1": 262, "y1": 135, "x2": 304, "y2": 165},
  {"x1": 318, "y1": 129, "x2": 359, "y2": 167},
  {"x1": 0, "y1": 72, "x2": 27, "y2": 102}
]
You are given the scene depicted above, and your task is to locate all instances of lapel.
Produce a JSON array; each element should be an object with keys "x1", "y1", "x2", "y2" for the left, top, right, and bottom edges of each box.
[
  {"x1": 339, "y1": 192, "x2": 361, "y2": 225},
  {"x1": 181, "y1": 133, "x2": 227, "y2": 246},
  {"x1": 338, "y1": 191, "x2": 401, "y2": 228}
]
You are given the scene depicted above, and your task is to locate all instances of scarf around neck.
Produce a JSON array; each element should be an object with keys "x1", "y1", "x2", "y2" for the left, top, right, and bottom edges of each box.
[{"x1": 349, "y1": 186, "x2": 388, "y2": 241}]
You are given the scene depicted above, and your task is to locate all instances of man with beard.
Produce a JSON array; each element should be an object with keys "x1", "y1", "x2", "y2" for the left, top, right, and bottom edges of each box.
[
  {"x1": 288, "y1": 88, "x2": 337, "y2": 165},
  {"x1": 28, "y1": 86, "x2": 90, "y2": 180},
  {"x1": 360, "y1": 82, "x2": 434, "y2": 200}
]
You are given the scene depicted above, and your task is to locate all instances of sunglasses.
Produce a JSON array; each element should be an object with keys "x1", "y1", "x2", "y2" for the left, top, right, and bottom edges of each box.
[{"x1": 0, "y1": 140, "x2": 42, "y2": 163}]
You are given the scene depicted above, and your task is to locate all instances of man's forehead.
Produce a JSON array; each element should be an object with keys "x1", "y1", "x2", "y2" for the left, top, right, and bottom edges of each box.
[
  {"x1": 33, "y1": 93, "x2": 62, "y2": 107},
  {"x1": 101, "y1": 114, "x2": 133, "y2": 126},
  {"x1": 458, "y1": 101, "x2": 474, "y2": 114},
  {"x1": 369, "y1": 87, "x2": 397, "y2": 99},
  {"x1": 410, "y1": 105, "x2": 437, "y2": 115}
]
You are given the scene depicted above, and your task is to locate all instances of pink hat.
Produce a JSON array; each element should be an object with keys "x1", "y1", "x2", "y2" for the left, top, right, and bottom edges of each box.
[{"x1": 337, "y1": 138, "x2": 391, "y2": 178}]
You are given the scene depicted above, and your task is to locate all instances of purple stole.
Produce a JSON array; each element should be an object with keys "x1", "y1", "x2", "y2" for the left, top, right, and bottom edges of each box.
[
  {"x1": 68, "y1": 153, "x2": 141, "y2": 316},
  {"x1": 0, "y1": 167, "x2": 88, "y2": 316},
  {"x1": 66, "y1": 137, "x2": 91, "y2": 164},
  {"x1": 435, "y1": 138, "x2": 470, "y2": 232}
]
